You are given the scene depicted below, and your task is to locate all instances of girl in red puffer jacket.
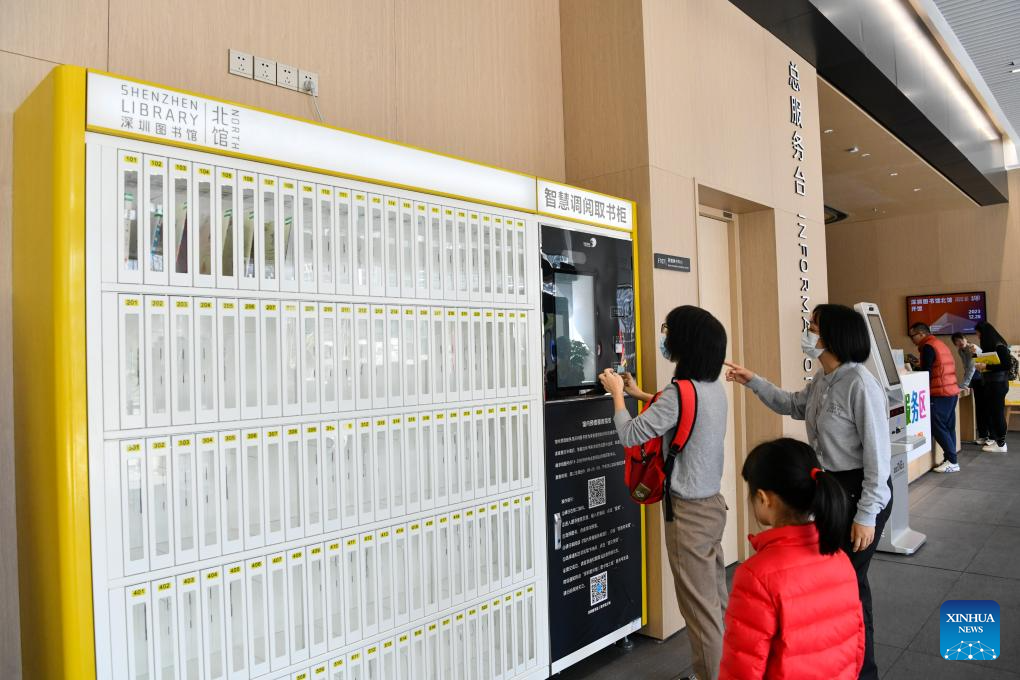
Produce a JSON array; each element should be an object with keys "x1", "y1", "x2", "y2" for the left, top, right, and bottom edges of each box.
[{"x1": 720, "y1": 438, "x2": 864, "y2": 680}]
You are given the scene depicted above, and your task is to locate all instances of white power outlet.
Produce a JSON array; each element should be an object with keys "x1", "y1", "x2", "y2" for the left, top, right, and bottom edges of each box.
[
  {"x1": 277, "y1": 63, "x2": 298, "y2": 91},
  {"x1": 254, "y1": 57, "x2": 276, "y2": 84},
  {"x1": 228, "y1": 49, "x2": 253, "y2": 78},
  {"x1": 299, "y1": 70, "x2": 319, "y2": 96}
]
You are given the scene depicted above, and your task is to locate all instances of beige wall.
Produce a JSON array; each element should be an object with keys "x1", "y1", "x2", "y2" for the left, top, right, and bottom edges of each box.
[
  {"x1": 561, "y1": 0, "x2": 827, "y2": 640},
  {"x1": 0, "y1": 2, "x2": 566, "y2": 675}
]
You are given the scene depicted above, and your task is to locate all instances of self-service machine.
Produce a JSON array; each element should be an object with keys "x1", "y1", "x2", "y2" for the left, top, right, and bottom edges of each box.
[
  {"x1": 541, "y1": 223, "x2": 644, "y2": 673},
  {"x1": 855, "y1": 302, "x2": 927, "y2": 554}
]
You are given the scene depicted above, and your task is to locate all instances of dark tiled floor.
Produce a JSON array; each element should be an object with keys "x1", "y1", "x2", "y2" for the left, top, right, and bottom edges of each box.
[{"x1": 560, "y1": 436, "x2": 1020, "y2": 679}]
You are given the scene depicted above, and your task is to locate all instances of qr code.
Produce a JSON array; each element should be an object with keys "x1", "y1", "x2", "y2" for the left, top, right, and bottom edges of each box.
[
  {"x1": 588, "y1": 476, "x2": 607, "y2": 508},
  {"x1": 590, "y1": 571, "x2": 609, "y2": 605}
]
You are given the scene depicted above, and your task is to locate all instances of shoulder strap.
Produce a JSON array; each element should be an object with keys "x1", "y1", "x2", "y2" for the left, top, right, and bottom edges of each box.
[{"x1": 668, "y1": 379, "x2": 698, "y2": 453}]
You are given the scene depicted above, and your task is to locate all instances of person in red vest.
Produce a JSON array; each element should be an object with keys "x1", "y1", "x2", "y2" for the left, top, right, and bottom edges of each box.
[
  {"x1": 908, "y1": 323, "x2": 961, "y2": 472},
  {"x1": 720, "y1": 438, "x2": 864, "y2": 679}
]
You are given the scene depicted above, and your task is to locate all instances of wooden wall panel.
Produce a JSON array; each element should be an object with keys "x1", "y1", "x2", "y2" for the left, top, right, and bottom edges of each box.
[{"x1": 0, "y1": 0, "x2": 108, "y2": 68}]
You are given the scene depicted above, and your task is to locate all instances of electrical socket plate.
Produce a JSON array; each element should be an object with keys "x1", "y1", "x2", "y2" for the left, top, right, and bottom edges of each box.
[
  {"x1": 229, "y1": 49, "x2": 253, "y2": 78},
  {"x1": 277, "y1": 63, "x2": 298, "y2": 91},
  {"x1": 299, "y1": 70, "x2": 319, "y2": 96},
  {"x1": 254, "y1": 57, "x2": 276, "y2": 84}
]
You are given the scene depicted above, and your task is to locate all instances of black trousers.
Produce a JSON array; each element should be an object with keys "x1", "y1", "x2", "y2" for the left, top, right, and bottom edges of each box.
[
  {"x1": 979, "y1": 380, "x2": 1009, "y2": 445},
  {"x1": 829, "y1": 469, "x2": 894, "y2": 680},
  {"x1": 972, "y1": 380, "x2": 989, "y2": 440}
]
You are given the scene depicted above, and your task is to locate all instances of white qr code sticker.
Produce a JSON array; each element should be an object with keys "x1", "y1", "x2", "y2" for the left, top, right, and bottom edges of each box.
[
  {"x1": 588, "y1": 475, "x2": 606, "y2": 508},
  {"x1": 590, "y1": 571, "x2": 608, "y2": 605}
]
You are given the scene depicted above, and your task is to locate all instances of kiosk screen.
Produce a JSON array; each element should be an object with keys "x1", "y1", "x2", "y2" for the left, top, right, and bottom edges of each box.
[
  {"x1": 866, "y1": 312, "x2": 901, "y2": 388},
  {"x1": 552, "y1": 272, "x2": 597, "y2": 388}
]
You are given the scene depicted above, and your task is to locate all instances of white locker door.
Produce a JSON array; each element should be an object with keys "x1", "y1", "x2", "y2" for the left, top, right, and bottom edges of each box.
[
  {"x1": 216, "y1": 168, "x2": 238, "y2": 289},
  {"x1": 478, "y1": 602, "x2": 493, "y2": 680},
  {"x1": 468, "y1": 212, "x2": 481, "y2": 302},
  {"x1": 279, "y1": 179, "x2": 299, "y2": 293},
  {"x1": 240, "y1": 300, "x2": 262, "y2": 420},
  {"x1": 486, "y1": 409, "x2": 499, "y2": 497},
  {"x1": 192, "y1": 164, "x2": 215, "y2": 288},
  {"x1": 492, "y1": 218, "x2": 506, "y2": 304},
  {"x1": 330, "y1": 656, "x2": 347, "y2": 680},
  {"x1": 407, "y1": 521, "x2": 424, "y2": 621},
  {"x1": 258, "y1": 175, "x2": 280, "y2": 291},
  {"x1": 484, "y1": 311, "x2": 496, "y2": 400},
  {"x1": 284, "y1": 426, "x2": 306, "y2": 542},
  {"x1": 125, "y1": 584, "x2": 155, "y2": 680},
  {"x1": 518, "y1": 312, "x2": 530, "y2": 397},
  {"x1": 364, "y1": 645, "x2": 380, "y2": 680},
  {"x1": 194, "y1": 298, "x2": 219, "y2": 424},
  {"x1": 481, "y1": 216, "x2": 493, "y2": 303},
  {"x1": 308, "y1": 544, "x2": 328, "y2": 658},
  {"x1": 393, "y1": 525, "x2": 409, "y2": 627},
  {"x1": 502, "y1": 592, "x2": 516, "y2": 678},
  {"x1": 118, "y1": 150, "x2": 143, "y2": 284},
  {"x1": 509, "y1": 405, "x2": 522, "y2": 491},
  {"x1": 242, "y1": 429, "x2": 265, "y2": 550},
  {"x1": 397, "y1": 632, "x2": 412, "y2": 680},
  {"x1": 201, "y1": 568, "x2": 228, "y2": 680},
  {"x1": 321, "y1": 304, "x2": 339, "y2": 414},
  {"x1": 264, "y1": 427, "x2": 286, "y2": 546},
  {"x1": 498, "y1": 407, "x2": 510, "y2": 493},
  {"x1": 218, "y1": 299, "x2": 241, "y2": 422},
  {"x1": 268, "y1": 552, "x2": 291, "y2": 672},
  {"x1": 119, "y1": 294, "x2": 147, "y2": 430},
  {"x1": 220, "y1": 431, "x2": 244, "y2": 555},
  {"x1": 319, "y1": 184, "x2": 336, "y2": 294},
  {"x1": 422, "y1": 517, "x2": 438, "y2": 617},
  {"x1": 340, "y1": 421, "x2": 358, "y2": 530},
  {"x1": 500, "y1": 501, "x2": 513, "y2": 587},
  {"x1": 521, "y1": 403, "x2": 533, "y2": 489},
  {"x1": 323, "y1": 421, "x2": 342, "y2": 533},
  {"x1": 495, "y1": 312, "x2": 508, "y2": 398},
  {"x1": 433, "y1": 412, "x2": 449, "y2": 508},
  {"x1": 515, "y1": 220, "x2": 528, "y2": 302},
  {"x1": 523, "y1": 494, "x2": 535, "y2": 580},
  {"x1": 354, "y1": 306, "x2": 372, "y2": 410},
  {"x1": 443, "y1": 208, "x2": 456, "y2": 299},
  {"x1": 352, "y1": 192, "x2": 369, "y2": 296},
  {"x1": 282, "y1": 302, "x2": 302, "y2": 417},
  {"x1": 168, "y1": 160, "x2": 192, "y2": 288},
  {"x1": 344, "y1": 535, "x2": 363, "y2": 644},
  {"x1": 382, "y1": 638, "x2": 397, "y2": 680},
  {"x1": 463, "y1": 508, "x2": 477, "y2": 602},
  {"x1": 288, "y1": 548, "x2": 310, "y2": 662},
  {"x1": 476, "y1": 504, "x2": 490, "y2": 596},
  {"x1": 490, "y1": 597, "x2": 504, "y2": 680},
  {"x1": 506, "y1": 312, "x2": 519, "y2": 397},
  {"x1": 371, "y1": 307, "x2": 388, "y2": 410},
  {"x1": 346, "y1": 650, "x2": 363, "y2": 680},
  {"x1": 361, "y1": 532, "x2": 379, "y2": 638},
  {"x1": 262, "y1": 301, "x2": 283, "y2": 418},
  {"x1": 368, "y1": 195, "x2": 385, "y2": 295},
  {"x1": 471, "y1": 311, "x2": 485, "y2": 401},
  {"x1": 122, "y1": 439, "x2": 149, "y2": 576},
  {"x1": 224, "y1": 562, "x2": 250, "y2": 680},
  {"x1": 399, "y1": 200, "x2": 416, "y2": 298},
  {"x1": 338, "y1": 305, "x2": 355, "y2": 413},
  {"x1": 504, "y1": 219, "x2": 516, "y2": 308},
  {"x1": 239, "y1": 172, "x2": 259, "y2": 291},
  {"x1": 145, "y1": 295, "x2": 171, "y2": 428},
  {"x1": 419, "y1": 414, "x2": 435, "y2": 511},
  {"x1": 428, "y1": 205, "x2": 443, "y2": 300},
  {"x1": 335, "y1": 188, "x2": 352, "y2": 296},
  {"x1": 439, "y1": 617, "x2": 453, "y2": 680},
  {"x1": 173, "y1": 434, "x2": 199, "y2": 565},
  {"x1": 448, "y1": 411, "x2": 462, "y2": 504},
  {"x1": 402, "y1": 307, "x2": 418, "y2": 407},
  {"x1": 247, "y1": 556, "x2": 271, "y2": 678},
  {"x1": 147, "y1": 436, "x2": 175, "y2": 571},
  {"x1": 143, "y1": 155, "x2": 169, "y2": 286},
  {"x1": 390, "y1": 416, "x2": 405, "y2": 518},
  {"x1": 450, "y1": 512, "x2": 465, "y2": 606},
  {"x1": 453, "y1": 612, "x2": 467, "y2": 680},
  {"x1": 301, "y1": 303, "x2": 321, "y2": 416},
  {"x1": 512, "y1": 498, "x2": 524, "y2": 582},
  {"x1": 456, "y1": 210, "x2": 469, "y2": 301},
  {"x1": 373, "y1": 418, "x2": 390, "y2": 522},
  {"x1": 170, "y1": 297, "x2": 195, "y2": 426},
  {"x1": 387, "y1": 307, "x2": 403, "y2": 408},
  {"x1": 177, "y1": 573, "x2": 202, "y2": 680},
  {"x1": 416, "y1": 308, "x2": 432, "y2": 406},
  {"x1": 414, "y1": 202, "x2": 430, "y2": 298},
  {"x1": 460, "y1": 408, "x2": 474, "y2": 502},
  {"x1": 304, "y1": 423, "x2": 324, "y2": 537},
  {"x1": 465, "y1": 607, "x2": 479, "y2": 680},
  {"x1": 197, "y1": 433, "x2": 221, "y2": 560},
  {"x1": 299, "y1": 182, "x2": 318, "y2": 293},
  {"x1": 404, "y1": 415, "x2": 421, "y2": 516},
  {"x1": 326, "y1": 540, "x2": 346, "y2": 651},
  {"x1": 458, "y1": 309, "x2": 471, "y2": 401},
  {"x1": 488, "y1": 505, "x2": 501, "y2": 593},
  {"x1": 377, "y1": 528, "x2": 395, "y2": 632},
  {"x1": 385, "y1": 197, "x2": 401, "y2": 297},
  {"x1": 444, "y1": 309, "x2": 458, "y2": 402},
  {"x1": 473, "y1": 409, "x2": 487, "y2": 501},
  {"x1": 437, "y1": 514, "x2": 452, "y2": 612},
  {"x1": 425, "y1": 622, "x2": 440, "y2": 680},
  {"x1": 525, "y1": 585, "x2": 537, "y2": 669},
  {"x1": 356, "y1": 419, "x2": 375, "y2": 525}
]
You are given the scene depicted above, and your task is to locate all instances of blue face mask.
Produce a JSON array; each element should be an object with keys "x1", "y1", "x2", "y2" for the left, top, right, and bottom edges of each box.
[{"x1": 659, "y1": 335, "x2": 670, "y2": 360}]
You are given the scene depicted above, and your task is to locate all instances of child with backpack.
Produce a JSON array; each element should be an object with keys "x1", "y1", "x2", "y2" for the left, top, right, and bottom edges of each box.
[
  {"x1": 599, "y1": 305, "x2": 729, "y2": 680},
  {"x1": 720, "y1": 438, "x2": 864, "y2": 680}
]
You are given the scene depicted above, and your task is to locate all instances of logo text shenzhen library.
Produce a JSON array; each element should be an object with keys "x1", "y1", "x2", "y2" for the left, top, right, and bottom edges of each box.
[{"x1": 940, "y1": 600, "x2": 999, "y2": 661}]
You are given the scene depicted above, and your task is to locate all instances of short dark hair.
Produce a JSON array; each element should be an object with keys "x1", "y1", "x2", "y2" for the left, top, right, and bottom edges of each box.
[
  {"x1": 951, "y1": 332, "x2": 965, "y2": 342},
  {"x1": 909, "y1": 322, "x2": 931, "y2": 336},
  {"x1": 813, "y1": 304, "x2": 870, "y2": 363},
  {"x1": 663, "y1": 305, "x2": 727, "y2": 382}
]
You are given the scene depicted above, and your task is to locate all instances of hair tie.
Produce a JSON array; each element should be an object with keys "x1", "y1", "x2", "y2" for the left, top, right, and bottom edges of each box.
[{"x1": 810, "y1": 467, "x2": 823, "y2": 482}]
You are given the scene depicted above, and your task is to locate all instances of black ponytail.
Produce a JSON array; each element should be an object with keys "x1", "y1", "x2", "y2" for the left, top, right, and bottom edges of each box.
[{"x1": 742, "y1": 438, "x2": 849, "y2": 555}]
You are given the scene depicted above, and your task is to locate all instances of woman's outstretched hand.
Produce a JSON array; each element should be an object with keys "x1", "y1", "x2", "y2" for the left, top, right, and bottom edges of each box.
[
  {"x1": 598, "y1": 368, "x2": 625, "y2": 397},
  {"x1": 724, "y1": 361, "x2": 755, "y2": 386}
]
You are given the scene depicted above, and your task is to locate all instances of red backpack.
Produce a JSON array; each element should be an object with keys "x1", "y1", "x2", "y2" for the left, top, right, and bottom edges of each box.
[{"x1": 624, "y1": 378, "x2": 698, "y2": 521}]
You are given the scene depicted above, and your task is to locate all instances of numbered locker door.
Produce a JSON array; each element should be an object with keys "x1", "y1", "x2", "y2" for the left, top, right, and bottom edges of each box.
[
  {"x1": 468, "y1": 212, "x2": 481, "y2": 302},
  {"x1": 506, "y1": 312, "x2": 519, "y2": 397},
  {"x1": 490, "y1": 597, "x2": 504, "y2": 680},
  {"x1": 118, "y1": 150, "x2": 143, "y2": 284},
  {"x1": 239, "y1": 172, "x2": 259, "y2": 290},
  {"x1": 425, "y1": 622, "x2": 440, "y2": 680},
  {"x1": 268, "y1": 552, "x2": 291, "y2": 672},
  {"x1": 450, "y1": 512, "x2": 466, "y2": 606},
  {"x1": 404, "y1": 415, "x2": 420, "y2": 515},
  {"x1": 322, "y1": 421, "x2": 342, "y2": 533},
  {"x1": 192, "y1": 164, "x2": 216, "y2": 288},
  {"x1": 330, "y1": 656, "x2": 346, "y2": 680},
  {"x1": 242, "y1": 429, "x2": 265, "y2": 550},
  {"x1": 299, "y1": 182, "x2": 318, "y2": 293},
  {"x1": 307, "y1": 544, "x2": 328, "y2": 658},
  {"x1": 429, "y1": 205, "x2": 443, "y2": 300},
  {"x1": 521, "y1": 402, "x2": 534, "y2": 489},
  {"x1": 385, "y1": 197, "x2": 401, "y2": 296},
  {"x1": 458, "y1": 309, "x2": 471, "y2": 402},
  {"x1": 360, "y1": 531, "x2": 380, "y2": 637},
  {"x1": 177, "y1": 573, "x2": 202, "y2": 680},
  {"x1": 463, "y1": 508, "x2": 477, "y2": 602},
  {"x1": 335, "y1": 188, "x2": 353, "y2": 296},
  {"x1": 326, "y1": 540, "x2": 346, "y2": 651},
  {"x1": 354, "y1": 306, "x2": 372, "y2": 410},
  {"x1": 422, "y1": 518, "x2": 438, "y2": 617},
  {"x1": 509, "y1": 405, "x2": 522, "y2": 490},
  {"x1": 407, "y1": 521, "x2": 424, "y2": 621},
  {"x1": 301, "y1": 303, "x2": 321, "y2": 415},
  {"x1": 304, "y1": 423, "x2": 324, "y2": 536},
  {"x1": 443, "y1": 208, "x2": 456, "y2": 299},
  {"x1": 288, "y1": 548, "x2": 310, "y2": 662},
  {"x1": 382, "y1": 638, "x2": 398, "y2": 680},
  {"x1": 465, "y1": 607, "x2": 479, "y2": 680},
  {"x1": 216, "y1": 168, "x2": 238, "y2": 289},
  {"x1": 144, "y1": 296, "x2": 171, "y2": 427},
  {"x1": 499, "y1": 501, "x2": 514, "y2": 587},
  {"x1": 338, "y1": 305, "x2": 355, "y2": 413},
  {"x1": 393, "y1": 525, "x2": 409, "y2": 627},
  {"x1": 504, "y1": 218, "x2": 517, "y2": 308},
  {"x1": 321, "y1": 304, "x2": 339, "y2": 414},
  {"x1": 437, "y1": 514, "x2": 452, "y2": 612},
  {"x1": 352, "y1": 192, "x2": 369, "y2": 296},
  {"x1": 513, "y1": 589, "x2": 527, "y2": 675},
  {"x1": 377, "y1": 528, "x2": 395, "y2": 631},
  {"x1": 485, "y1": 409, "x2": 499, "y2": 497},
  {"x1": 264, "y1": 427, "x2": 286, "y2": 546},
  {"x1": 512, "y1": 498, "x2": 524, "y2": 582},
  {"x1": 416, "y1": 308, "x2": 432, "y2": 406},
  {"x1": 433, "y1": 412, "x2": 449, "y2": 508},
  {"x1": 431, "y1": 309, "x2": 447, "y2": 405},
  {"x1": 258, "y1": 175, "x2": 280, "y2": 290},
  {"x1": 121, "y1": 439, "x2": 149, "y2": 575},
  {"x1": 173, "y1": 434, "x2": 199, "y2": 565},
  {"x1": 343, "y1": 536, "x2": 363, "y2": 644},
  {"x1": 524, "y1": 584, "x2": 538, "y2": 669},
  {"x1": 201, "y1": 568, "x2": 227, "y2": 680},
  {"x1": 168, "y1": 159, "x2": 192, "y2": 287},
  {"x1": 476, "y1": 504, "x2": 491, "y2": 597},
  {"x1": 373, "y1": 418, "x2": 390, "y2": 522},
  {"x1": 364, "y1": 644, "x2": 380, "y2": 680},
  {"x1": 487, "y1": 504, "x2": 502, "y2": 593},
  {"x1": 247, "y1": 557, "x2": 271, "y2": 678},
  {"x1": 218, "y1": 299, "x2": 241, "y2": 422},
  {"x1": 194, "y1": 298, "x2": 219, "y2": 424},
  {"x1": 279, "y1": 179, "x2": 299, "y2": 293},
  {"x1": 518, "y1": 312, "x2": 531, "y2": 397},
  {"x1": 448, "y1": 411, "x2": 462, "y2": 504},
  {"x1": 220, "y1": 431, "x2": 244, "y2": 555},
  {"x1": 456, "y1": 210, "x2": 469, "y2": 301},
  {"x1": 370, "y1": 307, "x2": 388, "y2": 409},
  {"x1": 389, "y1": 416, "x2": 405, "y2": 518},
  {"x1": 367, "y1": 195, "x2": 385, "y2": 295},
  {"x1": 197, "y1": 433, "x2": 221, "y2": 560},
  {"x1": 481, "y1": 215, "x2": 494, "y2": 302},
  {"x1": 399, "y1": 200, "x2": 416, "y2": 298},
  {"x1": 346, "y1": 651, "x2": 363, "y2": 680},
  {"x1": 170, "y1": 297, "x2": 195, "y2": 425},
  {"x1": 444, "y1": 309, "x2": 459, "y2": 401},
  {"x1": 340, "y1": 421, "x2": 358, "y2": 530},
  {"x1": 143, "y1": 155, "x2": 169, "y2": 286},
  {"x1": 224, "y1": 562, "x2": 250, "y2": 680},
  {"x1": 240, "y1": 300, "x2": 262, "y2": 420},
  {"x1": 262, "y1": 301, "x2": 282, "y2": 418},
  {"x1": 282, "y1": 302, "x2": 302, "y2": 417},
  {"x1": 478, "y1": 602, "x2": 493, "y2": 680},
  {"x1": 495, "y1": 312, "x2": 508, "y2": 398},
  {"x1": 402, "y1": 307, "x2": 418, "y2": 407},
  {"x1": 125, "y1": 584, "x2": 155, "y2": 680},
  {"x1": 472, "y1": 311, "x2": 485, "y2": 401},
  {"x1": 387, "y1": 307, "x2": 403, "y2": 407},
  {"x1": 523, "y1": 494, "x2": 536, "y2": 579},
  {"x1": 438, "y1": 616, "x2": 454, "y2": 680},
  {"x1": 515, "y1": 220, "x2": 528, "y2": 303},
  {"x1": 118, "y1": 295, "x2": 147, "y2": 429},
  {"x1": 397, "y1": 632, "x2": 412, "y2": 680},
  {"x1": 414, "y1": 202, "x2": 430, "y2": 297},
  {"x1": 484, "y1": 311, "x2": 496, "y2": 399},
  {"x1": 498, "y1": 407, "x2": 511, "y2": 493},
  {"x1": 453, "y1": 611, "x2": 467, "y2": 680},
  {"x1": 356, "y1": 419, "x2": 375, "y2": 525},
  {"x1": 319, "y1": 184, "x2": 336, "y2": 294},
  {"x1": 502, "y1": 592, "x2": 516, "y2": 678},
  {"x1": 147, "y1": 437, "x2": 174, "y2": 571},
  {"x1": 473, "y1": 409, "x2": 487, "y2": 500},
  {"x1": 492, "y1": 217, "x2": 506, "y2": 304},
  {"x1": 284, "y1": 426, "x2": 305, "y2": 541}
]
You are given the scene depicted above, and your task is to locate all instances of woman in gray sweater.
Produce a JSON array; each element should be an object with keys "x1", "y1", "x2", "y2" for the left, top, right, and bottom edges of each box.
[
  {"x1": 599, "y1": 305, "x2": 729, "y2": 680},
  {"x1": 725, "y1": 303, "x2": 891, "y2": 680}
]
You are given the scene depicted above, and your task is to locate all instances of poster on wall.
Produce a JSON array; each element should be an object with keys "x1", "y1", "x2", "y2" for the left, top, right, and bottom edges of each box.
[{"x1": 545, "y1": 396, "x2": 643, "y2": 667}]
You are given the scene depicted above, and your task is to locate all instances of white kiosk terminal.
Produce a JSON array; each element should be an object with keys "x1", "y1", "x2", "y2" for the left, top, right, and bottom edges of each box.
[{"x1": 854, "y1": 302, "x2": 928, "y2": 555}]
